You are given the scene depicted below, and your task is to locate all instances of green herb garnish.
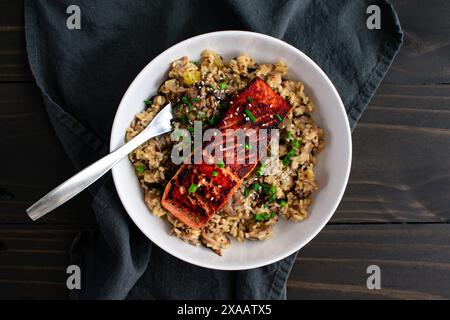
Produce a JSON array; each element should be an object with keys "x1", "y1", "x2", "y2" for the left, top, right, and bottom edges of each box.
[
  {"x1": 252, "y1": 183, "x2": 262, "y2": 192},
  {"x1": 187, "y1": 126, "x2": 194, "y2": 134},
  {"x1": 178, "y1": 114, "x2": 188, "y2": 124},
  {"x1": 288, "y1": 148, "x2": 296, "y2": 157},
  {"x1": 182, "y1": 96, "x2": 193, "y2": 110},
  {"x1": 208, "y1": 115, "x2": 217, "y2": 126},
  {"x1": 268, "y1": 194, "x2": 277, "y2": 202},
  {"x1": 188, "y1": 183, "x2": 199, "y2": 193},
  {"x1": 282, "y1": 155, "x2": 292, "y2": 166},
  {"x1": 219, "y1": 82, "x2": 228, "y2": 90},
  {"x1": 247, "y1": 97, "x2": 254, "y2": 103},
  {"x1": 208, "y1": 83, "x2": 215, "y2": 90},
  {"x1": 144, "y1": 99, "x2": 152, "y2": 106},
  {"x1": 279, "y1": 200, "x2": 287, "y2": 207},
  {"x1": 255, "y1": 212, "x2": 274, "y2": 221},
  {"x1": 286, "y1": 131, "x2": 293, "y2": 140},
  {"x1": 192, "y1": 97, "x2": 201, "y2": 103},
  {"x1": 245, "y1": 143, "x2": 253, "y2": 150},
  {"x1": 244, "y1": 188, "x2": 249, "y2": 198},
  {"x1": 256, "y1": 163, "x2": 266, "y2": 176},
  {"x1": 275, "y1": 114, "x2": 283, "y2": 122},
  {"x1": 212, "y1": 171, "x2": 218, "y2": 177},
  {"x1": 217, "y1": 161, "x2": 225, "y2": 168},
  {"x1": 293, "y1": 139, "x2": 301, "y2": 149},
  {"x1": 135, "y1": 165, "x2": 145, "y2": 174},
  {"x1": 244, "y1": 109, "x2": 256, "y2": 123}
]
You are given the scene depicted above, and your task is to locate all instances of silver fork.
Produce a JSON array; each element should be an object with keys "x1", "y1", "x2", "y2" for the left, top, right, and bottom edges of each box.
[{"x1": 26, "y1": 103, "x2": 173, "y2": 221}]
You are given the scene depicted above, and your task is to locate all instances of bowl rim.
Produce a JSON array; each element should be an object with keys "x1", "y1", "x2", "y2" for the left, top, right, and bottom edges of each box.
[{"x1": 110, "y1": 30, "x2": 352, "y2": 270}]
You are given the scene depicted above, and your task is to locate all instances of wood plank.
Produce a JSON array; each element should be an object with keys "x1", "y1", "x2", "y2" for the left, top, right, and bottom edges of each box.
[
  {"x1": 0, "y1": 225, "x2": 86, "y2": 299},
  {"x1": 0, "y1": 0, "x2": 449, "y2": 83},
  {"x1": 1, "y1": 224, "x2": 448, "y2": 300},
  {"x1": 387, "y1": 0, "x2": 450, "y2": 84},
  {"x1": 0, "y1": 83, "x2": 95, "y2": 224},
  {"x1": 0, "y1": 0, "x2": 31, "y2": 82},
  {"x1": 331, "y1": 84, "x2": 450, "y2": 223},
  {"x1": 1, "y1": 81, "x2": 449, "y2": 224},
  {"x1": 288, "y1": 224, "x2": 450, "y2": 300}
]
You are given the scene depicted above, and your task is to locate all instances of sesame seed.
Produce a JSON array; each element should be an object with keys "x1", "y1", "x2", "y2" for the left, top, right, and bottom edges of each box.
[
  {"x1": 270, "y1": 115, "x2": 273, "y2": 118},
  {"x1": 211, "y1": 197, "x2": 214, "y2": 201}
]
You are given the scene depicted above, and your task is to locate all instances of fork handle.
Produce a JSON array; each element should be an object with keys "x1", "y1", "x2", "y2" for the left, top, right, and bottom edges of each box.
[{"x1": 26, "y1": 126, "x2": 169, "y2": 221}]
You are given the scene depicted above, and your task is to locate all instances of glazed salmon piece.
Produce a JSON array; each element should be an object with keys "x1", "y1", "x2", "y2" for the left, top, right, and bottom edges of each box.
[{"x1": 162, "y1": 78, "x2": 291, "y2": 228}]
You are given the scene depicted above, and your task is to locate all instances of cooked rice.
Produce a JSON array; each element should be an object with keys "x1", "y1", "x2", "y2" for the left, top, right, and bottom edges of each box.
[{"x1": 126, "y1": 50, "x2": 324, "y2": 255}]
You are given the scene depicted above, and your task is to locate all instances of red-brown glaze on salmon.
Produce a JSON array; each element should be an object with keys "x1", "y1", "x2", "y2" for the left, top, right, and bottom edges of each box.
[{"x1": 162, "y1": 78, "x2": 291, "y2": 228}]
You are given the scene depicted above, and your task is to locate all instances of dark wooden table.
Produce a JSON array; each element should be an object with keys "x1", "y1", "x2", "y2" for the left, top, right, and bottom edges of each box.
[{"x1": 1, "y1": 0, "x2": 449, "y2": 300}]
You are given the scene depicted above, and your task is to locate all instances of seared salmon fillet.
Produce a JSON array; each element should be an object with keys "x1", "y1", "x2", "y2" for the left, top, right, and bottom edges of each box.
[{"x1": 162, "y1": 78, "x2": 291, "y2": 228}]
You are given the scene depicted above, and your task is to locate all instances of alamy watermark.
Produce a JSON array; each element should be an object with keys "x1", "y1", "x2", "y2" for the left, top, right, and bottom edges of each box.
[
  {"x1": 66, "y1": 5, "x2": 81, "y2": 30},
  {"x1": 366, "y1": 264, "x2": 381, "y2": 290}
]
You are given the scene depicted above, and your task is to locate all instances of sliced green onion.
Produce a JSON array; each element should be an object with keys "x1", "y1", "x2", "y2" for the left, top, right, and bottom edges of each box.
[
  {"x1": 282, "y1": 155, "x2": 292, "y2": 166},
  {"x1": 268, "y1": 194, "x2": 277, "y2": 202},
  {"x1": 182, "y1": 96, "x2": 193, "y2": 110},
  {"x1": 244, "y1": 109, "x2": 256, "y2": 123},
  {"x1": 178, "y1": 114, "x2": 188, "y2": 124},
  {"x1": 212, "y1": 171, "x2": 218, "y2": 177},
  {"x1": 219, "y1": 82, "x2": 228, "y2": 90},
  {"x1": 256, "y1": 163, "x2": 266, "y2": 176},
  {"x1": 188, "y1": 183, "x2": 199, "y2": 193},
  {"x1": 270, "y1": 211, "x2": 276, "y2": 218},
  {"x1": 279, "y1": 200, "x2": 287, "y2": 207},
  {"x1": 275, "y1": 114, "x2": 283, "y2": 122},
  {"x1": 247, "y1": 97, "x2": 254, "y2": 103},
  {"x1": 245, "y1": 143, "x2": 253, "y2": 150},
  {"x1": 208, "y1": 116, "x2": 217, "y2": 126},
  {"x1": 217, "y1": 161, "x2": 225, "y2": 168},
  {"x1": 192, "y1": 97, "x2": 201, "y2": 103},
  {"x1": 135, "y1": 165, "x2": 145, "y2": 174},
  {"x1": 293, "y1": 139, "x2": 301, "y2": 149},
  {"x1": 269, "y1": 185, "x2": 277, "y2": 195},
  {"x1": 255, "y1": 214, "x2": 264, "y2": 221},
  {"x1": 187, "y1": 126, "x2": 194, "y2": 134},
  {"x1": 286, "y1": 131, "x2": 293, "y2": 140},
  {"x1": 252, "y1": 183, "x2": 262, "y2": 191},
  {"x1": 244, "y1": 189, "x2": 249, "y2": 198},
  {"x1": 288, "y1": 148, "x2": 296, "y2": 157},
  {"x1": 144, "y1": 99, "x2": 152, "y2": 106}
]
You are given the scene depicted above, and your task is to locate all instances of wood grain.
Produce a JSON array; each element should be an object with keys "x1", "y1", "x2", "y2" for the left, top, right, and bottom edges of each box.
[
  {"x1": 0, "y1": 0, "x2": 450, "y2": 83},
  {"x1": 387, "y1": 0, "x2": 450, "y2": 84},
  {"x1": 332, "y1": 84, "x2": 450, "y2": 223},
  {"x1": 1, "y1": 224, "x2": 448, "y2": 300},
  {"x1": 0, "y1": 225, "x2": 85, "y2": 299},
  {"x1": 0, "y1": 0, "x2": 31, "y2": 82},
  {"x1": 0, "y1": 0, "x2": 449, "y2": 301},
  {"x1": 288, "y1": 224, "x2": 450, "y2": 299},
  {"x1": 0, "y1": 83, "x2": 95, "y2": 224},
  {"x1": 0, "y1": 82, "x2": 448, "y2": 225}
]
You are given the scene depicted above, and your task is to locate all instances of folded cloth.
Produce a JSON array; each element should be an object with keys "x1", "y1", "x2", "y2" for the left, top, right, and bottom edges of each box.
[{"x1": 24, "y1": 0, "x2": 402, "y2": 299}]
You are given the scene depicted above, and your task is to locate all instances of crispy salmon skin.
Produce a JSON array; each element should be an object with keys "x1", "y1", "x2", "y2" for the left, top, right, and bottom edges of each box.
[{"x1": 162, "y1": 78, "x2": 291, "y2": 228}]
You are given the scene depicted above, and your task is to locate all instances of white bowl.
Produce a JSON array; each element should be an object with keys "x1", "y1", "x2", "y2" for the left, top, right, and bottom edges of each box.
[{"x1": 110, "y1": 31, "x2": 352, "y2": 270}]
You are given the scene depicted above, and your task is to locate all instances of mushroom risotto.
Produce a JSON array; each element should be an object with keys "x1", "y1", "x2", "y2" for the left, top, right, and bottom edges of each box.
[{"x1": 125, "y1": 50, "x2": 324, "y2": 255}]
